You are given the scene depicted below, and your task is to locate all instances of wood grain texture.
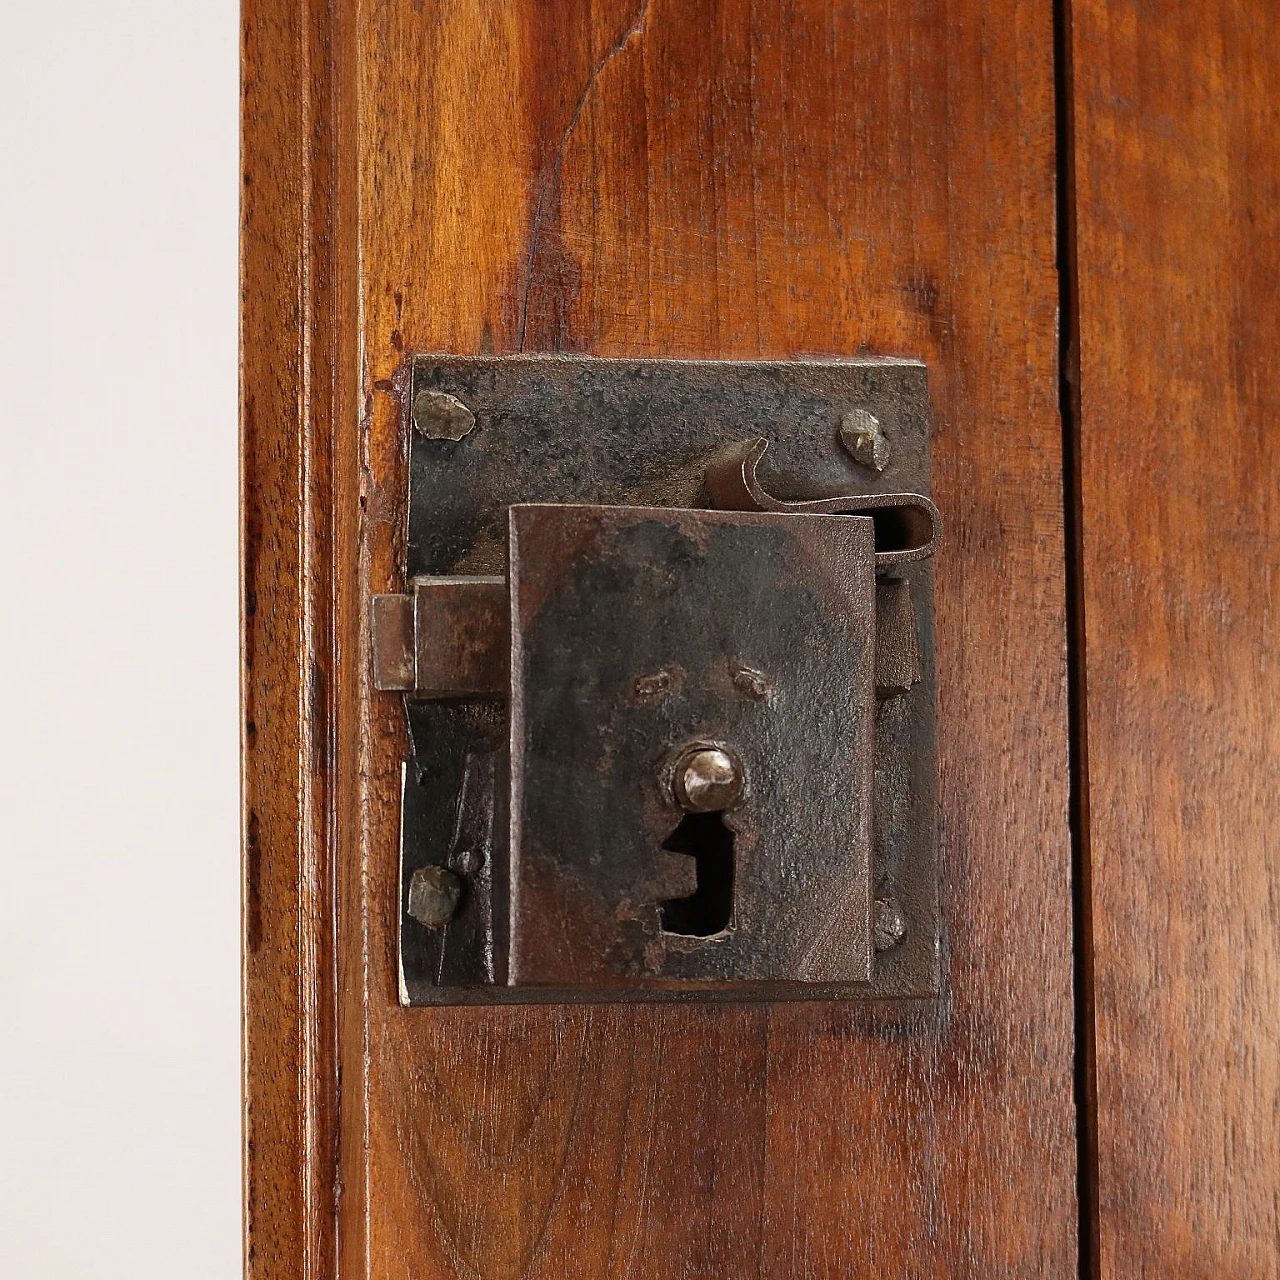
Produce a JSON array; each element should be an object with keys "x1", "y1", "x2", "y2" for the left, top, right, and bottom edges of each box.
[
  {"x1": 244, "y1": 0, "x2": 1079, "y2": 1275},
  {"x1": 1071, "y1": 1, "x2": 1280, "y2": 1275},
  {"x1": 242, "y1": 0, "x2": 358, "y2": 1275}
]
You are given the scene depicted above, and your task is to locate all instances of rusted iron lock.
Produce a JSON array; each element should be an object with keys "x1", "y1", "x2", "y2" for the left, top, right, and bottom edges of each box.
[{"x1": 374, "y1": 356, "x2": 942, "y2": 1003}]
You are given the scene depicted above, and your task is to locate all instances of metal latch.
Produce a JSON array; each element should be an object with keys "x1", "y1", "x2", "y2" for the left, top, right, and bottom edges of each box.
[{"x1": 374, "y1": 356, "x2": 942, "y2": 1003}]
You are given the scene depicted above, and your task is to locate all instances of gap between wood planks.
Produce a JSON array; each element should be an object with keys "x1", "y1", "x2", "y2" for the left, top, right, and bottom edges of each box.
[{"x1": 1052, "y1": 0, "x2": 1099, "y2": 1276}]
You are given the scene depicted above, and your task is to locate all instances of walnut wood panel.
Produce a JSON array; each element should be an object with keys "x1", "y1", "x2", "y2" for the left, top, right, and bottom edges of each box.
[
  {"x1": 1070, "y1": 1, "x2": 1280, "y2": 1274},
  {"x1": 244, "y1": 0, "x2": 1078, "y2": 1276}
]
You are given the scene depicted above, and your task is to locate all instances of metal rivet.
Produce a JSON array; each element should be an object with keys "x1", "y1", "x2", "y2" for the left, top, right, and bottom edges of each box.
[
  {"x1": 412, "y1": 389, "x2": 476, "y2": 441},
  {"x1": 873, "y1": 896, "x2": 907, "y2": 951},
  {"x1": 634, "y1": 666, "x2": 683, "y2": 702},
  {"x1": 840, "y1": 408, "x2": 891, "y2": 472},
  {"x1": 672, "y1": 745, "x2": 744, "y2": 813},
  {"x1": 453, "y1": 848, "x2": 484, "y2": 877},
  {"x1": 408, "y1": 865, "x2": 463, "y2": 928},
  {"x1": 730, "y1": 663, "x2": 774, "y2": 701}
]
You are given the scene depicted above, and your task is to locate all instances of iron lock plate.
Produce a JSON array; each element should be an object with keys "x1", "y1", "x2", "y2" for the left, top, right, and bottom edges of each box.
[
  {"x1": 511, "y1": 503, "x2": 877, "y2": 986},
  {"x1": 378, "y1": 355, "x2": 940, "y2": 1003}
]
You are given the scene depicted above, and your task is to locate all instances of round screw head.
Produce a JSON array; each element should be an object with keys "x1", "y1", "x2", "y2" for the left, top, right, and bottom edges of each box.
[
  {"x1": 408, "y1": 865, "x2": 463, "y2": 928},
  {"x1": 673, "y1": 745, "x2": 744, "y2": 813}
]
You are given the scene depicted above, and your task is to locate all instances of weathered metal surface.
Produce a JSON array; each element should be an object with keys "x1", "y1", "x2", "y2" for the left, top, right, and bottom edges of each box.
[
  {"x1": 875, "y1": 578, "x2": 923, "y2": 697},
  {"x1": 412, "y1": 577, "x2": 506, "y2": 695},
  {"x1": 394, "y1": 355, "x2": 939, "y2": 1004},
  {"x1": 705, "y1": 435, "x2": 941, "y2": 567},
  {"x1": 508, "y1": 504, "x2": 876, "y2": 987},
  {"x1": 372, "y1": 578, "x2": 507, "y2": 695},
  {"x1": 873, "y1": 896, "x2": 908, "y2": 951},
  {"x1": 407, "y1": 866, "x2": 463, "y2": 928},
  {"x1": 841, "y1": 408, "x2": 891, "y2": 472},
  {"x1": 399, "y1": 708, "x2": 504, "y2": 996},
  {"x1": 411, "y1": 388, "x2": 475, "y2": 441},
  {"x1": 370, "y1": 593, "x2": 415, "y2": 691},
  {"x1": 405, "y1": 355, "x2": 933, "y2": 577}
]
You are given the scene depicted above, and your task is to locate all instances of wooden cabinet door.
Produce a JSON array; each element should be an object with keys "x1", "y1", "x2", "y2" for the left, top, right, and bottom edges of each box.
[{"x1": 242, "y1": 1, "x2": 1078, "y2": 1275}]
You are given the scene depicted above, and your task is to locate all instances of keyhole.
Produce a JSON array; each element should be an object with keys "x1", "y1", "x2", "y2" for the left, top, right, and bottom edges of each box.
[{"x1": 659, "y1": 812, "x2": 735, "y2": 937}]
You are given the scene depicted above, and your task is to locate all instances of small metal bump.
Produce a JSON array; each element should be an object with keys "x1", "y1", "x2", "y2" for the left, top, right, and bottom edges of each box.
[
  {"x1": 730, "y1": 663, "x2": 775, "y2": 701},
  {"x1": 840, "y1": 408, "x2": 891, "y2": 472},
  {"x1": 672, "y1": 745, "x2": 744, "y2": 813},
  {"x1": 453, "y1": 848, "x2": 484, "y2": 876},
  {"x1": 412, "y1": 389, "x2": 476, "y2": 441},
  {"x1": 634, "y1": 666, "x2": 684, "y2": 702},
  {"x1": 408, "y1": 865, "x2": 463, "y2": 928},
  {"x1": 873, "y1": 896, "x2": 908, "y2": 951}
]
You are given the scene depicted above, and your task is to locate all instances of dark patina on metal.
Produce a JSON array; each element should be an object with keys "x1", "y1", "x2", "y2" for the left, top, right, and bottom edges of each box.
[
  {"x1": 387, "y1": 354, "x2": 940, "y2": 1004},
  {"x1": 509, "y1": 504, "x2": 876, "y2": 987}
]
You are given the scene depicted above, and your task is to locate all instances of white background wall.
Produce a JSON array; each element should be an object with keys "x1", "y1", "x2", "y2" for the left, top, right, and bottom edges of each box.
[{"x1": 0, "y1": 2, "x2": 240, "y2": 1275}]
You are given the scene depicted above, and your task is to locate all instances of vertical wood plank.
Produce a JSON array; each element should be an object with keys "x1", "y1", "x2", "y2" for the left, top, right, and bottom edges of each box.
[
  {"x1": 241, "y1": 2, "x2": 318, "y2": 1273},
  {"x1": 350, "y1": 1, "x2": 1076, "y2": 1276},
  {"x1": 1071, "y1": 0, "x2": 1280, "y2": 1273},
  {"x1": 242, "y1": 0, "x2": 359, "y2": 1275}
]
